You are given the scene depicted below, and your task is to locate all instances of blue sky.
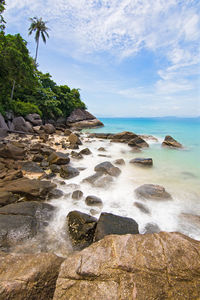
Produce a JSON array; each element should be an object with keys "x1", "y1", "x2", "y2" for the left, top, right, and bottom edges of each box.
[{"x1": 4, "y1": 0, "x2": 200, "y2": 117}]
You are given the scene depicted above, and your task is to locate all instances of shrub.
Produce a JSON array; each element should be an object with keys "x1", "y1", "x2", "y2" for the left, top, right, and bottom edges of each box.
[{"x1": 11, "y1": 100, "x2": 42, "y2": 117}]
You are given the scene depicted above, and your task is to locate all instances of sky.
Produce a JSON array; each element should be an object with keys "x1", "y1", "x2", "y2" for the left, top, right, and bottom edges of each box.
[{"x1": 3, "y1": 0, "x2": 200, "y2": 117}]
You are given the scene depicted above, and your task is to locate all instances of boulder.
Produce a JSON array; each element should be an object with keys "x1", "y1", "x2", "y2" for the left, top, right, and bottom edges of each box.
[
  {"x1": 66, "y1": 109, "x2": 103, "y2": 128},
  {"x1": 25, "y1": 113, "x2": 42, "y2": 126},
  {"x1": 162, "y1": 135, "x2": 183, "y2": 148},
  {"x1": 48, "y1": 151, "x2": 70, "y2": 165},
  {"x1": 0, "y1": 191, "x2": 18, "y2": 207},
  {"x1": 128, "y1": 136, "x2": 149, "y2": 148},
  {"x1": 94, "y1": 212, "x2": 139, "y2": 242},
  {"x1": 129, "y1": 157, "x2": 153, "y2": 166},
  {"x1": 135, "y1": 184, "x2": 172, "y2": 200},
  {"x1": 53, "y1": 232, "x2": 200, "y2": 300},
  {"x1": 0, "y1": 178, "x2": 56, "y2": 200},
  {"x1": 0, "y1": 252, "x2": 63, "y2": 300},
  {"x1": 71, "y1": 150, "x2": 83, "y2": 159},
  {"x1": 48, "y1": 189, "x2": 64, "y2": 199},
  {"x1": 94, "y1": 161, "x2": 121, "y2": 177},
  {"x1": 143, "y1": 223, "x2": 161, "y2": 234},
  {"x1": 0, "y1": 128, "x2": 8, "y2": 138},
  {"x1": 72, "y1": 190, "x2": 83, "y2": 200},
  {"x1": 42, "y1": 123, "x2": 56, "y2": 134},
  {"x1": 133, "y1": 201, "x2": 150, "y2": 214},
  {"x1": 82, "y1": 172, "x2": 103, "y2": 185},
  {"x1": 0, "y1": 142, "x2": 26, "y2": 160},
  {"x1": 12, "y1": 116, "x2": 33, "y2": 132},
  {"x1": 60, "y1": 165, "x2": 80, "y2": 179},
  {"x1": 110, "y1": 131, "x2": 138, "y2": 141},
  {"x1": 85, "y1": 195, "x2": 103, "y2": 207},
  {"x1": 79, "y1": 148, "x2": 92, "y2": 155},
  {"x1": 67, "y1": 211, "x2": 97, "y2": 250},
  {"x1": 98, "y1": 147, "x2": 106, "y2": 151},
  {"x1": 68, "y1": 133, "x2": 82, "y2": 145},
  {"x1": 92, "y1": 174, "x2": 114, "y2": 188},
  {"x1": 0, "y1": 113, "x2": 8, "y2": 130},
  {"x1": 32, "y1": 154, "x2": 44, "y2": 162},
  {"x1": 64, "y1": 129, "x2": 72, "y2": 136},
  {"x1": 113, "y1": 158, "x2": 125, "y2": 165},
  {"x1": 50, "y1": 164, "x2": 61, "y2": 173},
  {"x1": 21, "y1": 161, "x2": 44, "y2": 174}
]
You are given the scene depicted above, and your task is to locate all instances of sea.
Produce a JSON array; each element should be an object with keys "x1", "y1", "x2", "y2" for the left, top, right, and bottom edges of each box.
[{"x1": 17, "y1": 117, "x2": 200, "y2": 256}]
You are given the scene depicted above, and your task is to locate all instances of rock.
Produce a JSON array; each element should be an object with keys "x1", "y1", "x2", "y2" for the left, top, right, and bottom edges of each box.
[
  {"x1": 0, "y1": 128, "x2": 8, "y2": 138},
  {"x1": 129, "y1": 157, "x2": 153, "y2": 166},
  {"x1": 71, "y1": 150, "x2": 83, "y2": 159},
  {"x1": 128, "y1": 136, "x2": 149, "y2": 148},
  {"x1": 68, "y1": 143, "x2": 79, "y2": 149},
  {"x1": 67, "y1": 210, "x2": 97, "y2": 250},
  {"x1": 94, "y1": 161, "x2": 121, "y2": 177},
  {"x1": 40, "y1": 145, "x2": 54, "y2": 156},
  {"x1": 98, "y1": 147, "x2": 106, "y2": 151},
  {"x1": 42, "y1": 123, "x2": 56, "y2": 134},
  {"x1": 94, "y1": 212, "x2": 139, "y2": 242},
  {"x1": 40, "y1": 160, "x2": 49, "y2": 168},
  {"x1": 110, "y1": 131, "x2": 138, "y2": 141},
  {"x1": 0, "y1": 191, "x2": 17, "y2": 207},
  {"x1": 140, "y1": 134, "x2": 158, "y2": 142},
  {"x1": 60, "y1": 165, "x2": 80, "y2": 179},
  {"x1": 12, "y1": 116, "x2": 33, "y2": 132},
  {"x1": 0, "y1": 178, "x2": 56, "y2": 200},
  {"x1": 133, "y1": 201, "x2": 150, "y2": 214},
  {"x1": 85, "y1": 195, "x2": 103, "y2": 207},
  {"x1": 162, "y1": 135, "x2": 183, "y2": 148},
  {"x1": 25, "y1": 113, "x2": 42, "y2": 126},
  {"x1": 68, "y1": 133, "x2": 82, "y2": 145},
  {"x1": 135, "y1": 184, "x2": 172, "y2": 200},
  {"x1": 113, "y1": 158, "x2": 125, "y2": 165},
  {"x1": 90, "y1": 209, "x2": 100, "y2": 216},
  {"x1": 48, "y1": 189, "x2": 64, "y2": 199},
  {"x1": 0, "y1": 113, "x2": 8, "y2": 130},
  {"x1": 1, "y1": 169, "x2": 23, "y2": 182},
  {"x1": 53, "y1": 232, "x2": 200, "y2": 300},
  {"x1": 143, "y1": 223, "x2": 161, "y2": 234},
  {"x1": 179, "y1": 213, "x2": 200, "y2": 227},
  {"x1": 72, "y1": 190, "x2": 83, "y2": 200},
  {"x1": 32, "y1": 154, "x2": 44, "y2": 162},
  {"x1": 0, "y1": 142, "x2": 26, "y2": 160},
  {"x1": 92, "y1": 174, "x2": 114, "y2": 188},
  {"x1": 48, "y1": 151, "x2": 70, "y2": 165},
  {"x1": 79, "y1": 148, "x2": 92, "y2": 155},
  {"x1": 130, "y1": 147, "x2": 142, "y2": 153},
  {"x1": 0, "y1": 252, "x2": 63, "y2": 300},
  {"x1": 82, "y1": 172, "x2": 103, "y2": 185},
  {"x1": 89, "y1": 133, "x2": 110, "y2": 139},
  {"x1": 66, "y1": 109, "x2": 104, "y2": 128},
  {"x1": 50, "y1": 164, "x2": 61, "y2": 173},
  {"x1": 21, "y1": 161, "x2": 44, "y2": 174},
  {"x1": 64, "y1": 129, "x2": 72, "y2": 136}
]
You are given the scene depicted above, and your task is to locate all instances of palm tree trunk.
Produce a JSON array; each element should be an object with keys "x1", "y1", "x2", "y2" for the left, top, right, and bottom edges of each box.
[
  {"x1": 11, "y1": 79, "x2": 15, "y2": 100},
  {"x1": 35, "y1": 38, "x2": 39, "y2": 63}
]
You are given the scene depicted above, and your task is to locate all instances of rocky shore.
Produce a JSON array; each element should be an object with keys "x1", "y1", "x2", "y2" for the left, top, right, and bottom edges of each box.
[{"x1": 0, "y1": 110, "x2": 200, "y2": 299}]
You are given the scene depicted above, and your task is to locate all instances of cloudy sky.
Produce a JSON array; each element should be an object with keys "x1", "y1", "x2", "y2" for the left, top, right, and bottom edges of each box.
[{"x1": 4, "y1": 0, "x2": 200, "y2": 117}]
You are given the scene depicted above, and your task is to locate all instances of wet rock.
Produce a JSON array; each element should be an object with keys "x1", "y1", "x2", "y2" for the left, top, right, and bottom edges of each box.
[
  {"x1": 128, "y1": 136, "x2": 149, "y2": 148},
  {"x1": 94, "y1": 161, "x2": 121, "y2": 177},
  {"x1": 90, "y1": 209, "x2": 100, "y2": 215},
  {"x1": 42, "y1": 123, "x2": 56, "y2": 134},
  {"x1": 71, "y1": 150, "x2": 83, "y2": 159},
  {"x1": 0, "y1": 142, "x2": 26, "y2": 160},
  {"x1": 129, "y1": 157, "x2": 153, "y2": 166},
  {"x1": 72, "y1": 190, "x2": 83, "y2": 200},
  {"x1": 68, "y1": 143, "x2": 79, "y2": 150},
  {"x1": 67, "y1": 210, "x2": 97, "y2": 250},
  {"x1": 89, "y1": 133, "x2": 110, "y2": 139},
  {"x1": 53, "y1": 232, "x2": 200, "y2": 300},
  {"x1": 130, "y1": 147, "x2": 142, "y2": 153},
  {"x1": 85, "y1": 195, "x2": 103, "y2": 207},
  {"x1": 0, "y1": 178, "x2": 56, "y2": 200},
  {"x1": 25, "y1": 113, "x2": 42, "y2": 126},
  {"x1": 21, "y1": 161, "x2": 44, "y2": 174},
  {"x1": 48, "y1": 151, "x2": 70, "y2": 165},
  {"x1": 48, "y1": 189, "x2": 64, "y2": 199},
  {"x1": 179, "y1": 213, "x2": 200, "y2": 227},
  {"x1": 79, "y1": 148, "x2": 92, "y2": 155},
  {"x1": 135, "y1": 184, "x2": 172, "y2": 200},
  {"x1": 0, "y1": 191, "x2": 18, "y2": 207},
  {"x1": 140, "y1": 134, "x2": 158, "y2": 142},
  {"x1": 143, "y1": 223, "x2": 161, "y2": 234},
  {"x1": 40, "y1": 145, "x2": 54, "y2": 156},
  {"x1": 98, "y1": 147, "x2": 106, "y2": 151},
  {"x1": 0, "y1": 252, "x2": 63, "y2": 300},
  {"x1": 162, "y1": 135, "x2": 183, "y2": 148},
  {"x1": 67, "y1": 109, "x2": 103, "y2": 128},
  {"x1": 40, "y1": 160, "x2": 49, "y2": 168},
  {"x1": 60, "y1": 165, "x2": 80, "y2": 179},
  {"x1": 82, "y1": 172, "x2": 103, "y2": 185},
  {"x1": 134, "y1": 201, "x2": 150, "y2": 214},
  {"x1": 32, "y1": 154, "x2": 44, "y2": 162},
  {"x1": 114, "y1": 158, "x2": 125, "y2": 165},
  {"x1": 93, "y1": 174, "x2": 114, "y2": 188},
  {"x1": 94, "y1": 212, "x2": 139, "y2": 242},
  {"x1": 50, "y1": 164, "x2": 61, "y2": 173},
  {"x1": 110, "y1": 131, "x2": 138, "y2": 141},
  {"x1": 68, "y1": 133, "x2": 82, "y2": 145}
]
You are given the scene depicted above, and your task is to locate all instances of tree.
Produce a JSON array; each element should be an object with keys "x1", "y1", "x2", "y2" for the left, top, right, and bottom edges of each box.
[
  {"x1": 0, "y1": 0, "x2": 6, "y2": 32},
  {"x1": 28, "y1": 17, "x2": 49, "y2": 63}
]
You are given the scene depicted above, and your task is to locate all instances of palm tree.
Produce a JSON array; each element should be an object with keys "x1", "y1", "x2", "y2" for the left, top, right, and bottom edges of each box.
[{"x1": 28, "y1": 17, "x2": 49, "y2": 63}]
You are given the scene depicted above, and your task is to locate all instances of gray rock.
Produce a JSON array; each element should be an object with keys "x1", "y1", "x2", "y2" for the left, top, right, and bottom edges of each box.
[
  {"x1": 128, "y1": 136, "x2": 149, "y2": 148},
  {"x1": 48, "y1": 189, "x2": 64, "y2": 199},
  {"x1": 135, "y1": 184, "x2": 172, "y2": 200},
  {"x1": 72, "y1": 190, "x2": 83, "y2": 200},
  {"x1": 42, "y1": 123, "x2": 56, "y2": 134},
  {"x1": 94, "y1": 212, "x2": 139, "y2": 242},
  {"x1": 129, "y1": 158, "x2": 153, "y2": 166},
  {"x1": 60, "y1": 165, "x2": 80, "y2": 179},
  {"x1": 85, "y1": 195, "x2": 103, "y2": 207},
  {"x1": 143, "y1": 223, "x2": 161, "y2": 234},
  {"x1": 79, "y1": 148, "x2": 92, "y2": 155},
  {"x1": 0, "y1": 113, "x2": 8, "y2": 130},
  {"x1": 25, "y1": 113, "x2": 42, "y2": 126},
  {"x1": 0, "y1": 128, "x2": 8, "y2": 138},
  {"x1": 21, "y1": 161, "x2": 44, "y2": 173},
  {"x1": 94, "y1": 161, "x2": 121, "y2": 177},
  {"x1": 50, "y1": 164, "x2": 61, "y2": 173},
  {"x1": 12, "y1": 117, "x2": 33, "y2": 132},
  {"x1": 71, "y1": 151, "x2": 83, "y2": 159},
  {"x1": 134, "y1": 202, "x2": 150, "y2": 214},
  {"x1": 82, "y1": 172, "x2": 103, "y2": 185},
  {"x1": 0, "y1": 142, "x2": 26, "y2": 160},
  {"x1": 48, "y1": 151, "x2": 70, "y2": 165},
  {"x1": 113, "y1": 158, "x2": 125, "y2": 165}
]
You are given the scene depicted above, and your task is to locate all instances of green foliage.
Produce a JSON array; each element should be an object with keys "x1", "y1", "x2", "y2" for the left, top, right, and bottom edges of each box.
[
  {"x1": 11, "y1": 100, "x2": 42, "y2": 117},
  {"x1": 0, "y1": 0, "x2": 6, "y2": 31}
]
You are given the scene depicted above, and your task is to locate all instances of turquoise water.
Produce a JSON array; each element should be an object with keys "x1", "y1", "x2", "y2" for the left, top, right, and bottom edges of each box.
[{"x1": 88, "y1": 117, "x2": 200, "y2": 179}]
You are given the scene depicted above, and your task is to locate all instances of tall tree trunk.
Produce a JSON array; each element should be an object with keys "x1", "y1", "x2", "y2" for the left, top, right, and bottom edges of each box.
[
  {"x1": 35, "y1": 38, "x2": 39, "y2": 63},
  {"x1": 11, "y1": 79, "x2": 15, "y2": 100}
]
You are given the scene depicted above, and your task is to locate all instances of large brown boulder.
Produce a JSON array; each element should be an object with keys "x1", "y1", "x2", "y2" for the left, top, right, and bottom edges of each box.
[
  {"x1": 0, "y1": 178, "x2": 56, "y2": 200},
  {"x1": 53, "y1": 232, "x2": 200, "y2": 300},
  {"x1": 128, "y1": 136, "x2": 149, "y2": 148},
  {"x1": 66, "y1": 109, "x2": 103, "y2": 128},
  {"x1": 162, "y1": 135, "x2": 183, "y2": 148},
  {"x1": 135, "y1": 184, "x2": 172, "y2": 200},
  {"x1": 94, "y1": 161, "x2": 121, "y2": 177},
  {"x1": 12, "y1": 116, "x2": 33, "y2": 132},
  {"x1": 0, "y1": 252, "x2": 63, "y2": 300},
  {"x1": 25, "y1": 113, "x2": 42, "y2": 126},
  {"x1": 48, "y1": 151, "x2": 70, "y2": 165},
  {"x1": 110, "y1": 131, "x2": 138, "y2": 141},
  {"x1": 0, "y1": 142, "x2": 26, "y2": 160}
]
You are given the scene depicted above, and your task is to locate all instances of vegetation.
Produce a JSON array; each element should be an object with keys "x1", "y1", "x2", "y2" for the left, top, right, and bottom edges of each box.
[
  {"x1": 0, "y1": 0, "x2": 6, "y2": 31},
  {"x1": 0, "y1": 7, "x2": 86, "y2": 119},
  {"x1": 28, "y1": 17, "x2": 49, "y2": 63}
]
